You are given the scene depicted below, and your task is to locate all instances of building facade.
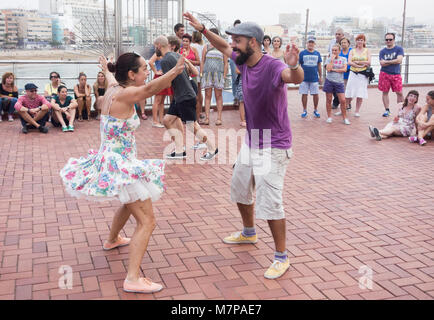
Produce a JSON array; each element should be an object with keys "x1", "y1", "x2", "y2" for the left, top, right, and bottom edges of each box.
[{"x1": 0, "y1": 10, "x2": 19, "y2": 48}]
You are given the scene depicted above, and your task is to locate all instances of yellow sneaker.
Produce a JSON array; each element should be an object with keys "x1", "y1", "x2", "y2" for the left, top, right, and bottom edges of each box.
[
  {"x1": 264, "y1": 259, "x2": 290, "y2": 279},
  {"x1": 223, "y1": 231, "x2": 258, "y2": 244}
]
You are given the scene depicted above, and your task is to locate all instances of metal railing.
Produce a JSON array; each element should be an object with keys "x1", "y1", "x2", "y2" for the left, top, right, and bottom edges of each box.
[
  {"x1": 320, "y1": 53, "x2": 434, "y2": 85},
  {"x1": 0, "y1": 59, "x2": 233, "y2": 108},
  {"x1": 1, "y1": 53, "x2": 433, "y2": 107}
]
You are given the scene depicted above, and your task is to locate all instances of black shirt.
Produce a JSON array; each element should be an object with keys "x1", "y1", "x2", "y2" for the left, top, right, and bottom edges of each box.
[
  {"x1": 160, "y1": 52, "x2": 196, "y2": 103},
  {"x1": 0, "y1": 84, "x2": 18, "y2": 98}
]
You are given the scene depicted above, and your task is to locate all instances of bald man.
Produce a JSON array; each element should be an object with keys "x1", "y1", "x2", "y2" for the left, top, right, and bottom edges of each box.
[{"x1": 154, "y1": 36, "x2": 218, "y2": 161}]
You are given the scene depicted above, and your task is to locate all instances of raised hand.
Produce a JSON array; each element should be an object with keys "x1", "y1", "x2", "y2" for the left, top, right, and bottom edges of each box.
[
  {"x1": 99, "y1": 55, "x2": 109, "y2": 72},
  {"x1": 183, "y1": 12, "x2": 202, "y2": 31},
  {"x1": 284, "y1": 43, "x2": 300, "y2": 67}
]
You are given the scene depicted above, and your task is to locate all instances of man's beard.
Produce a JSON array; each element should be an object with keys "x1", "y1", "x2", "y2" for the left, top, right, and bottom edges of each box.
[
  {"x1": 234, "y1": 44, "x2": 254, "y2": 65},
  {"x1": 155, "y1": 48, "x2": 162, "y2": 57}
]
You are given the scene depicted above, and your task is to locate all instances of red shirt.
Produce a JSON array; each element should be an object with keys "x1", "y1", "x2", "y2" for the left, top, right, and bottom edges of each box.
[{"x1": 15, "y1": 95, "x2": 50, "y2": 111}]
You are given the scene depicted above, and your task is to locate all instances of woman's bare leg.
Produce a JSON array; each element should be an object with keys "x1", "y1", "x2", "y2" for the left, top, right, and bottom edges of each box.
[
  {"x1": 107, "y1": 205, "x2": 132, "y2": 244},
  {"x1": 124, "y1": 199, "x2": 156, "y2": 282},
  {"x1": 215, "y1": 88, "x2": 223, "y2": 124}
]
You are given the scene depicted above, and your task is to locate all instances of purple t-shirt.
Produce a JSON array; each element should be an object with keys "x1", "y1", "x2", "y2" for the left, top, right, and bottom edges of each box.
[{"x1": 232, "y1": 52, "x2": 291, "y2": 150}]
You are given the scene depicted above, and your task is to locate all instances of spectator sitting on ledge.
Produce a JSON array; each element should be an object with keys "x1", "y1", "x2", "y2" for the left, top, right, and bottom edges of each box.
[
  {"x1": 15, "y1": 83, "x2": 50, "y2": 134},
  {"x1": 0, "y1": 72, "x2": 19, "y2": 122},
  {"x1": 51, "y1": 85, "x2": 78, "y2": 132}
]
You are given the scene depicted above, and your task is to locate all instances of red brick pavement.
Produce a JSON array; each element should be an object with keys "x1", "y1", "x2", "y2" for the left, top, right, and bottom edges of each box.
[{"x1": 0, "y1": 87, "x2": 433, "y2": 300}]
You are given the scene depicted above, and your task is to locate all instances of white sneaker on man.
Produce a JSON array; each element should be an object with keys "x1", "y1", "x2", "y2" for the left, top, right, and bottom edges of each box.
[{"x1": 326, "y1": 118, "x2": 333, "y2": 124}]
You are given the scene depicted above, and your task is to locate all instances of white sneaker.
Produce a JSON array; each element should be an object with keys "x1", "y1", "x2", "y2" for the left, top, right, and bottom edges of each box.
[
  {"x1": 354, "y1": 113, "x2": 361, "y2": 117},
  {"x1": 8, "y1": 115, "x2": 14, "y2": 122},
  {"x1": 191, "y1": 142, "x2": 207, "y2": 150},
  {"x1": 343, "y1": 118, "x2": 351, "y2": 125},
  {"x1": 334, "y1": 110, "x2": 342, "y2": 116},
  {"x1": 326, "y1": 118, "x2": 333, "y2": 123}
]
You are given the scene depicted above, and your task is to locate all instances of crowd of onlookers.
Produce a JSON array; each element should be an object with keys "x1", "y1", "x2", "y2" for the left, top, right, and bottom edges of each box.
[{"x1": 0, "y1": 22, "x2": 432, "y2": 145}]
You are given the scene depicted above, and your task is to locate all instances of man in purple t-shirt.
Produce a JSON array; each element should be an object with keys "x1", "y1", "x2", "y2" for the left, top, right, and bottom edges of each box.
[{"x1": 185, "y1": 13, "x2": 304, "y2": 279}]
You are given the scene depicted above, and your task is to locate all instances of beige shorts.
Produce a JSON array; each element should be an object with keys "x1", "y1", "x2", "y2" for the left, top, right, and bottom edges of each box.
[{"x1": 230, "y1": 144, "x2": 293, "y2": 220}]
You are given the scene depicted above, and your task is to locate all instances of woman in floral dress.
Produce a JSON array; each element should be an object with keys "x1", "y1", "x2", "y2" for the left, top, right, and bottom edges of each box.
[
  {"x1": 60, "y1": 53, "x2": 185, "y2": 294},
  {"x1": 368, "y1": 90, "x2": 421, "y2": 141}
]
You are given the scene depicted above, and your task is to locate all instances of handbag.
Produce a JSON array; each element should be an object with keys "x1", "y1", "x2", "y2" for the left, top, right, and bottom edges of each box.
[{"x1": 358, "y1": 67, "x2": 375, "y2": 83}]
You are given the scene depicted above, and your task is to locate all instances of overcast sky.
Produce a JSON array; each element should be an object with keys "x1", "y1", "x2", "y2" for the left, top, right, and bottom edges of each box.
[{"x1": 2, "y1": 0, "x2": 432, "y2": 25}]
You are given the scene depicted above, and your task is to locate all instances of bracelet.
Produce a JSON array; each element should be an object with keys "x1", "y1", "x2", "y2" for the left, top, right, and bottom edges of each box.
[
  {"x1": 200, "y1": 24, "x2": 207, "y2": 35},
  {"x1": 288, "y1": 62, "x2": 300, "y2": 70}
]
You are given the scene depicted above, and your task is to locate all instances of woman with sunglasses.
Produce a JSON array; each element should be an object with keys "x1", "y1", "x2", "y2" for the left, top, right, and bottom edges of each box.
[
  {"x1": 44, "y1": 72, "x2": 64, "y2": 99},
  {"x1": 60, "y1": 53, "x2": 186, "y2": 294}
]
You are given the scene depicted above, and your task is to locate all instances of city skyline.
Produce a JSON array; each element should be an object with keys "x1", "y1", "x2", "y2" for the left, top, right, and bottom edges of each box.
[{"x1": 1, "y1": 0, "x2": 432, "y2": 26}]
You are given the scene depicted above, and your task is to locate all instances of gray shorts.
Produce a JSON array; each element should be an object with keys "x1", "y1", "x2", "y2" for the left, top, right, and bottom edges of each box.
[{"x1": 230, "y1": 144, "x2": 293, "y2": 220}]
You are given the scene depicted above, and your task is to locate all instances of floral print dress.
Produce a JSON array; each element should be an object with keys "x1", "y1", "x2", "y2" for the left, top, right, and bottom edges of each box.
[
  {"x1": 397, "y1": 107, "x2": 418, "y2": 137},
  {"x1": 60, "y1": 88, "x2": 165, "y2": 204}
]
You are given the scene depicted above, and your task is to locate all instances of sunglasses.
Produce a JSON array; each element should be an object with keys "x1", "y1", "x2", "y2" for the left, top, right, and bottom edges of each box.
[{"x1": 385, "y1": 39, "x2": 394, "y2": 41}]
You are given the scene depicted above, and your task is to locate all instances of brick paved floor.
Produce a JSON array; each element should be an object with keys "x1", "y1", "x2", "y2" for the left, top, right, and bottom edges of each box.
[{"x1": 0, "y1": 87, "x2": 433, "y2": 300}]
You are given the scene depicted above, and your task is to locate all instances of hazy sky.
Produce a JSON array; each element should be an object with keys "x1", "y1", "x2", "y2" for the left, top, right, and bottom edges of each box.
[{"x1": 2, "y1": 0, "x2": 432, "y2": 25}]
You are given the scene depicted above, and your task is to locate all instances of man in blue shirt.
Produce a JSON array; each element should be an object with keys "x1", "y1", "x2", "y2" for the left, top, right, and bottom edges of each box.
[
  {"x1": 378, "y1": 33, "x2": 404, "y2": 117},
  {"x1": 299, "y1": 37, "x2": 322, "y2": 119}
]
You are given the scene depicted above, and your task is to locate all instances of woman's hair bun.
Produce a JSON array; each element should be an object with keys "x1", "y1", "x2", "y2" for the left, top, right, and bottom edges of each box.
[{"x1": 107, "y1": 62, "x2": 116, "y2": 73}]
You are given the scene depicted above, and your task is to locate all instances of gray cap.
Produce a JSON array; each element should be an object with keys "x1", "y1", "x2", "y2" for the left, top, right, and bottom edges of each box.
[
  {"x1": 307, "y1": 36, "x2": 316, "y2": 43},
  {"x1": 226, "y1": 22, "x2": 264, "y2": 44}
]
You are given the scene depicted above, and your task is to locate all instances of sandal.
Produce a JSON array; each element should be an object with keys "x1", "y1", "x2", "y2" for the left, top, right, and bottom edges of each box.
[
  {"x1": 215, "y1": 120, "x2": 222, "y2": 126},
  {"x1": 201, "y1": 119, "x2": 209, "y2": 125},
  {"x1": 240, "y1": 121, "x2": 246, "y2": 127},
  {"x1": 141, "y1": 114, "x2": 148, "y2": 120},
  {"x1": 78, "y1": 116, "x2": 83, "y2": 122}
]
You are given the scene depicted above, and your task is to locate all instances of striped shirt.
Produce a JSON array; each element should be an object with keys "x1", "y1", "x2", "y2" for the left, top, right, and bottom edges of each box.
[{"x1": 15, "y1": 95, "x2": 50, "y2": 111}]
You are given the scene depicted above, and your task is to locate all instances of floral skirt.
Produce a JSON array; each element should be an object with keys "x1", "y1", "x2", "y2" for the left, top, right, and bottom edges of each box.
[{"x1": 60, "y1": 149, "x2": 165, "y2": 204}]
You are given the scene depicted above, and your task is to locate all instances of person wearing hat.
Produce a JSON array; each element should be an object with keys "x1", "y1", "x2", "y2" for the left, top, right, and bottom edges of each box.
[
  {"x1": 184, "y1": 12, "x2": 304, "y2": 280},
  {"x1": 299, "y1": 36, "x2": 323, "y2": 119},
  {"x1": 14, "y1": 83, "x2": 50, "y2": 134}
]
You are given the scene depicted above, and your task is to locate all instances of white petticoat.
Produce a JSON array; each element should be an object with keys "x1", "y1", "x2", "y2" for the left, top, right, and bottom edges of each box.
[{"x1": 63, "y1": 178, "x2": 163, "y2": 204}]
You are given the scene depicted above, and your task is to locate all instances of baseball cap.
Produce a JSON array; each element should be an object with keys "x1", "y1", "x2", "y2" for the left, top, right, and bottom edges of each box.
[
  {"x1": 307, "y1": 36, "x2": 316, "y2": 43},
  {"x1": 225, "y1": 22, "x2": 264, "y2": 44},
  {"x1": 25, "y1": 83, "x2": 38, "y2": 90}
]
